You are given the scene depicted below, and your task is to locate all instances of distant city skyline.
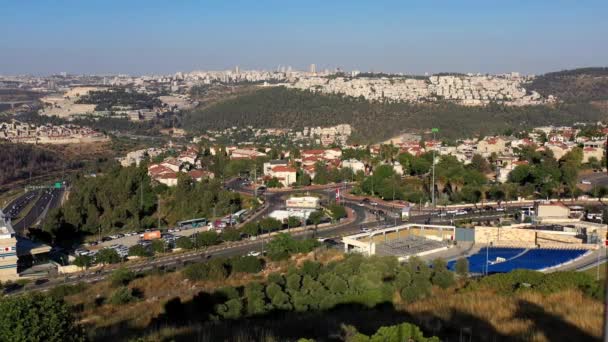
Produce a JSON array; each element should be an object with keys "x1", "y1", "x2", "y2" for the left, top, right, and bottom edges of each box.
[{"x1": 0, "y1": 1, "x2": 606, "y2": 75}]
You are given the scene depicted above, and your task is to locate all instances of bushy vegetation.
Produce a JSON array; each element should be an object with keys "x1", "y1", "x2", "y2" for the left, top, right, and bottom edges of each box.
[
  {"x1": 472, "y1": 269, "x2": 605, "y2": 300},
  {"x1": 210, "y1": 254, "x2": 453, "y2": 321},
  {"x1": 341, "y1": 322, "x2": 439, "y2": 342},
  {"x1": 0, "y1": 293, "x2": 85, "y2": 341},
  {"x1": 265, "y1": 233, "x2": 321, "y2": 261}
]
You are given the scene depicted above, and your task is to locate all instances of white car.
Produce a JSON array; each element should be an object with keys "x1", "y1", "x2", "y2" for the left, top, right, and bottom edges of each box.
[
  {"x1": 581, "y1": 179, "x2": 592, "y2": 185},
  {"x1": 247, "y1": 251, "x2": 262, "y2": 257},
  {"x1": 370, "y1": 202, "x2": 379, "y2": 206},
  {"x1": 360, "y1": 227, "x2": 372, "y2": 233}
]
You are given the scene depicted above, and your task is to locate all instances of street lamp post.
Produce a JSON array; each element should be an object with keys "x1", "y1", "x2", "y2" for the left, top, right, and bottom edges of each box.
[{"x1": 431, "y1": 128, "x2": 439, "y2": 208}]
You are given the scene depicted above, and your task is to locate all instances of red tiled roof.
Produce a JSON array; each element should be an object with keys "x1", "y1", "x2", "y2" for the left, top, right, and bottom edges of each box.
[{"x1": 271, "y1": 166, "x2": 296, "y2": 173}]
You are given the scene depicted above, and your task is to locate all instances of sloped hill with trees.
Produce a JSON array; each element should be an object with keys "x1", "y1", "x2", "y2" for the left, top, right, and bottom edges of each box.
[
  {"x1": 527, "y1": 67, "x2": 608, "y2": 103},
  {"x1": 183, "y1": 85, "x2": 606, "y2": 143},
  {"x1": 0, "y1": 142, "x2": 67, "y2": 185}
]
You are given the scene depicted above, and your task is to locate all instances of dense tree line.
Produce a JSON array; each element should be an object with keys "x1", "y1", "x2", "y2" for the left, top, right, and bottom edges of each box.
[
  {"x1": 183, "y1": 86, "x2": 606, "y2": 143},
  {"x1": 527, "y1": 67, "x2": 608, "y2": 103},
  {"x1": 0, "y1": 142, "x2": 75, "y2": 185},
  {"x1": 41, "y1": 164, "x2": 241, "y2": 245},
  {"x1": 354, "y1": 144, "x2": 606, "y2": 204},
  {"x1": 75, "y1": 88, "x2": 162, "y2": 111}
]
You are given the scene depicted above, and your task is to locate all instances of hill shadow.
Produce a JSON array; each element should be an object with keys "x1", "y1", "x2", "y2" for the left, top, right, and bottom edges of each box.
[{"x1": 90, "y1": 289, "x2": 603, "y2": 341}]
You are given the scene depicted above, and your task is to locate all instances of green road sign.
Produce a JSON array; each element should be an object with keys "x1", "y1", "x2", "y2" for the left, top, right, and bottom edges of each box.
[
  {"x1": 431, "y1": 128, "x2": 439, "y2": 133},
  {"x1": 54, "y1": 182, "x2": 62, "y2": 189}
]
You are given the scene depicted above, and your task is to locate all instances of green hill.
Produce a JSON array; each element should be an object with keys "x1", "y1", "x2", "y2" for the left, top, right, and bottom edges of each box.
[
  {"x1": 527, "y1": 67, "x2": 608, "y2": 102},
  {"x1": 183, "y1": 85, "x2": 606, "y2": 144}
]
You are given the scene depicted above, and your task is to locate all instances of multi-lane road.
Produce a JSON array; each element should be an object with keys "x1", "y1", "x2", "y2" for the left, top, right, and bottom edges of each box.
[{"x1": 2, "y1": 188, "x2": 64, "y2": 236}]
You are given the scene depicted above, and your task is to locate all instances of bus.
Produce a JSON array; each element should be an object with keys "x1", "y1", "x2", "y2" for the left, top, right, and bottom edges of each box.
[
  {"x1": 233, "y1": 209, "x2": 249, "y2": 221},
  {"x1": 177, "y1": 217, "x2": 208, "y2": 229}
]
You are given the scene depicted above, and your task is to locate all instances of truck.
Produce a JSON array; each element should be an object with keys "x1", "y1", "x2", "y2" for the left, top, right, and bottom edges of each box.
[{"x1": 142, "y1": 230, "x2": 161, "y2": 240}]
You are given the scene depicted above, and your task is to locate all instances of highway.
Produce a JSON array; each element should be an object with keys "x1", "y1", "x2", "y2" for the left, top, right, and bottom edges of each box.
[
  {"x1": 14, "y1": 195, "x2": 370, "y2": 294},
  {"x1": 12, "y1": 188, "x2": 64, "y2": 235},
  {"x1": 3, "y1": 190, "x2": 40, "y2": 220}
]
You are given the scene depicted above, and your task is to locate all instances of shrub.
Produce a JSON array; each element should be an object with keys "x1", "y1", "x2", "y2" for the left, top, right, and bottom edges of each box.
[
  {"x1": 95, "y1": 248, "x2": 121, "y2": 264},
  {"x1": 47, "y1": 282, "x2": 88, "y2": 299},
  {"x1": 151, "y1": 239, "x2": 166, "y2": 253},
  {"x1": 175, "y1": 236, "x2": 194, "y2": 250},
  {"x1": 110, "y1": 267, "x2": 135, "y2": 287},
  {"x1": 108, "y1": 286, "x2": 136, "y2": 305},
  {"x1": 128, "y1": 244, "x2": 151, "y2": 257},
  {"x1": 455, "y1": 257, "x2": 469, "y2": 276},
  {"x1": 0, "y1": 293, "x2": 85, "y2": 341},
  {"x1": 73, "y1": 255, "x2": 92, "y2": 269},
  {"x1": 231, "y1": 256, "x2": 264, "y2": 274},
  {"x1": 195, "y1": 231, "x2": 220, "y2": 248},
  {"x1": 222, "y1": 228, "x2": 242, "y2": 242}
]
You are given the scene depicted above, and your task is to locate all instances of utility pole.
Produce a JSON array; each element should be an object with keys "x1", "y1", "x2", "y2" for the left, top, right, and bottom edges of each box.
[
  {"x1": 431, "y1": 128, "x2": 439, "y2": 208},
  {"x1": 157, "y1": 197, "x2": 161, "y2": 229}
]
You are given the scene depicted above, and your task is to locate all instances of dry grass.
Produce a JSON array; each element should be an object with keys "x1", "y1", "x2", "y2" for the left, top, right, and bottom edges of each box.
[
  {"x1": 400, "y1": 286, "x2": 603, "y2": 341},
  {"x1": 68, "y1": 249, "x2": 344, "y2": 337}
]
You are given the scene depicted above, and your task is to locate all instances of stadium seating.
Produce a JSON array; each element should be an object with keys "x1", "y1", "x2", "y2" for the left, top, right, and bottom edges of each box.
[{"x1": 448, "y1": 247, "x2": 587, "y2": 274}]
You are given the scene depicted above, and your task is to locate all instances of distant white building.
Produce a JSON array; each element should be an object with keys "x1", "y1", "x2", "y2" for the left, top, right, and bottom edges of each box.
[
  {"x1": 0, "y1": 210, "x2": 17, "y2": 281},
  {"x1": 341, "y1": 159, "x2": 365, "y2": 173}
]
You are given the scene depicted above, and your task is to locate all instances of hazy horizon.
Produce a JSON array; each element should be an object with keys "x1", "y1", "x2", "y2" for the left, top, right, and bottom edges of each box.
[{"x1": 1, "y1": 1, "x2": 606, "y2": 75}]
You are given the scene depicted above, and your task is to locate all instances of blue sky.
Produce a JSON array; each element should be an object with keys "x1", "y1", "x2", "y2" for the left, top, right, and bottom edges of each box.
[{"x1": 0, "y1": 1, "x2": 606, "y2": 75}]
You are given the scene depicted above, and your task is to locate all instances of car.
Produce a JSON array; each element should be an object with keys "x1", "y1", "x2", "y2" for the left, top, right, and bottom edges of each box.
[
  {"x1": 101, "y1": 236, "x2": 113, "y2": 242},
  {"x1": 357, "y1": 202, "x2": 365, "y2": 207},
  {"x1": 496, "y1": 207, "x2": 506, "y2": 212},
  {"x1": 247, "y1": 251, "x2": 262, "y2": 257},
  {"x1": 370, "y1": 202, "x2": 379, "y2": 206},
  {"x1": 454, "y1": 210, "x2": 467, "y2": 216},
  {"x1": 581, "y1": 179, "x2": 592, "y2": 185},
  {"x1": 360, "y1": 227, "x2": 372, "y2": 233}
]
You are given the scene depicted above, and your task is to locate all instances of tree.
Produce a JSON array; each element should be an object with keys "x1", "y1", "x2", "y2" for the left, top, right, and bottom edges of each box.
[
  {"x1": 470, "y1": 154, "x2": 492, "y2": 173},
  {"x1": 0, "y1": 293, "x2": 85, "y2": 341},
  {"x1": 73, "y1": 255, "x2": 92, "y2": 269},
  {"x1": 95, "y1": 248, "x2": 121, "y2": 264},
  {"x1": 195, "y1": 231, "x2": 219, "y2": 248},
  {"x1": 110, "y1": 267, "x2": 135, "y2": 287},
  {"x1": 266, "y1": 234, "x2": 320, "y2": 261},
  {"x1": 242, "y1": 222, "x2": 260, "y2": 236},
  {"x1": 151, "y1": 239, "x2": 166, "y2": 254},
  {"x1": 328, "y1": 204, "x2": 347, "y2": 221},
  {"x1": 231, "y1": 256, "x2": 264, "y2": 274},
  {"x1": 455, "y1": 258, "x2": 469, "y2": 276},
  {"x1": 216, "y1": 298, "x2": 243, "y2": 319},
  {"x1": 308, "y1": 210, "x2": 324, "y2": 232},
  {"x1": 128, "y1": 244, "x2": 151, "y2": 257},
  {"x1": 287, "y1": 216, "x2": 302, "y2": 228},
  {"x1": 222, "y1": 228, "x2": 242, "y2": 241},
  {"x1": 175, "y1": 236, "x2": 194, "y2": 250},
  {"x1": 259, "y1": 217, "x2": 282, "y2": 232},
  {"x1": 313, "y1": 162, "x2": 330, "y2": 185},
  {"x1": 265, "y1": 177, "x2": 283, "y2": 188},
  {"x1": 244, "y1": 282, "x2": 267, "y2": 316}
]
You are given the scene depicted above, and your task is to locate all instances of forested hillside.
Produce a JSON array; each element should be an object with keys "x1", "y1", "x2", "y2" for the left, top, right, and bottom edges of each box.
[
  {"x1": 527, "y1": 67, "x2": 608, "y2": 103},
  {"x1": 0, "y1": 143, "x2": 67, "y2": 185},
  {"x1": 183, "y1": 86, "x2": 606, "y2": 143}
]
